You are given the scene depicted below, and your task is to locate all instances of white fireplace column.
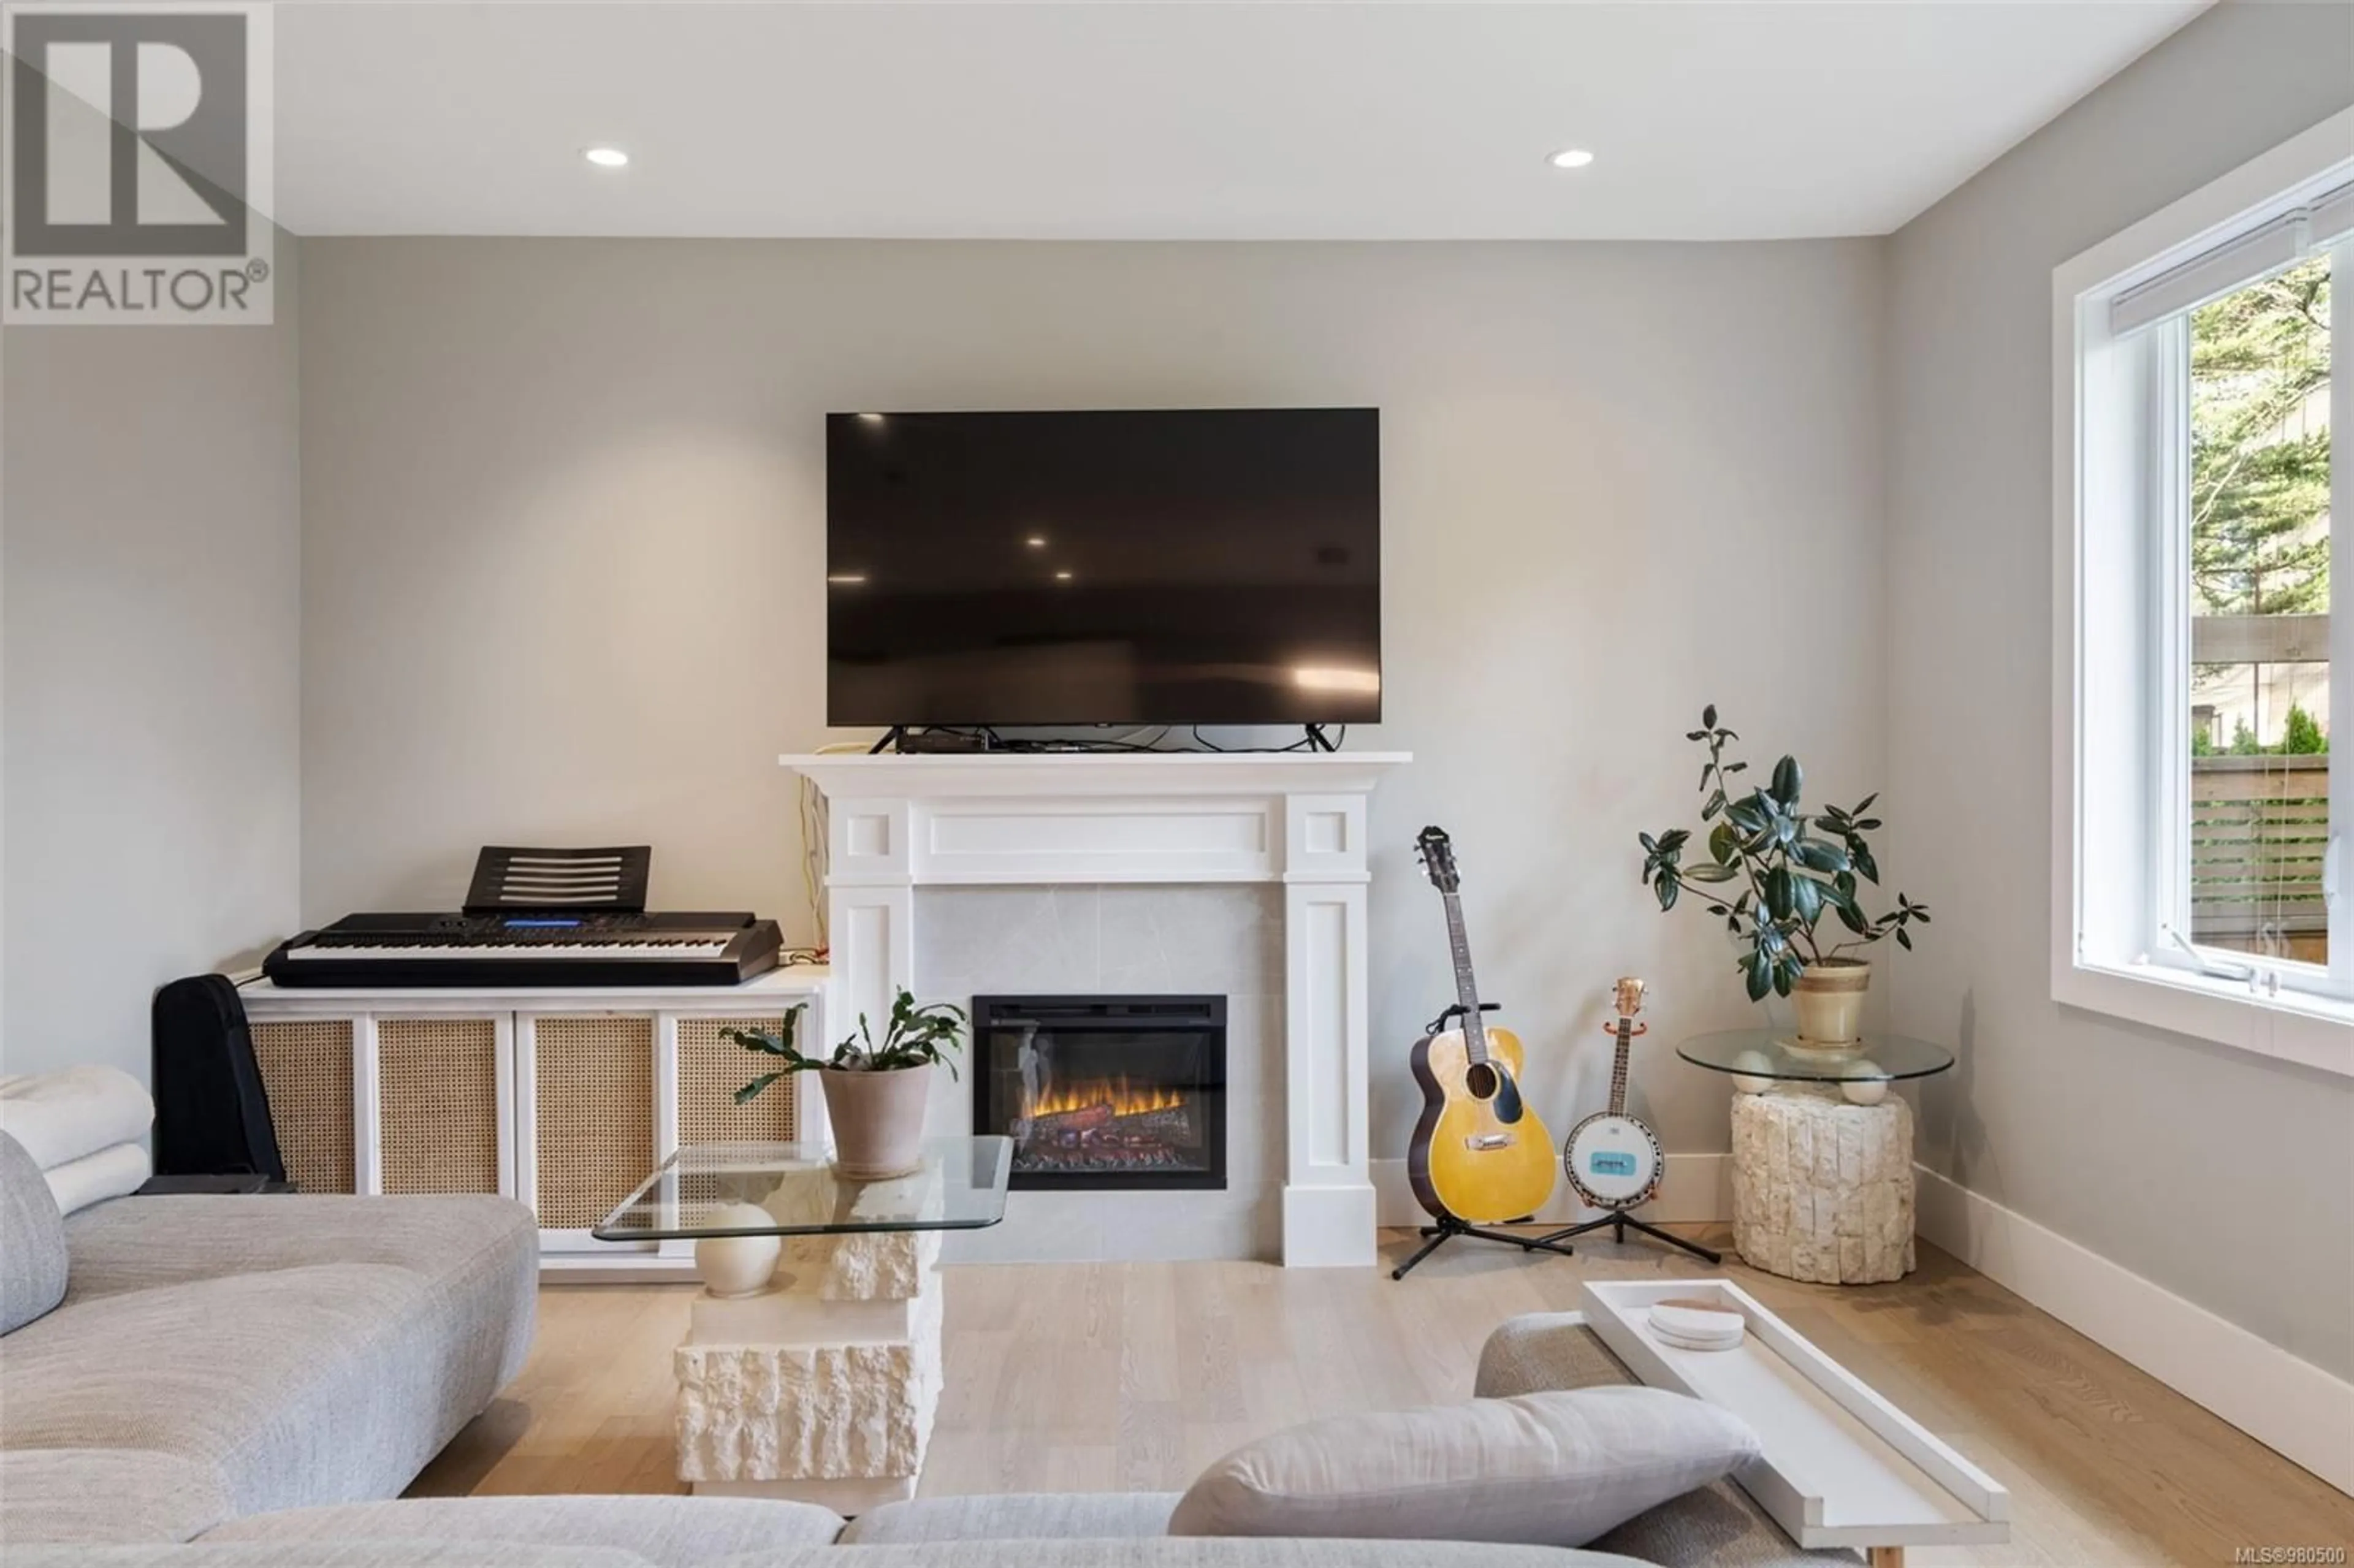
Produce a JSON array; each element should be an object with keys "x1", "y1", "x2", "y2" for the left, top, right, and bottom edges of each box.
[{"x1": 782, "y1": 752, "x2": 1409, "y2": 1269}]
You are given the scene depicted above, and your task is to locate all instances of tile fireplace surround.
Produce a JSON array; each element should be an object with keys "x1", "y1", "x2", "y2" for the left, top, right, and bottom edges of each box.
[
  {"x1": 782, "y1": 752, "x2": 1409, "y2": 1267},
  {"x1": 941, "y1": 905, "x2": 1266, "y2": 1262}
]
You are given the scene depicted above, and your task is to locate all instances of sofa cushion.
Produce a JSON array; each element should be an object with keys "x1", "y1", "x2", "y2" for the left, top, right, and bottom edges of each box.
[
  {"x1": 61, "y1": 1193, "x2": 534, "y2": 1308},
  {"x1": 0, "y1": 1255, "x2": 524, "y2": 1517},
  {"x1": 202, "y1": 1496, "x2": 845, "y2": 1564},
  {"x1": 840, "y1": 1491, "x2": 1181, "y2": 1543},
  {"x1": 1169, "y1": 1388, "x2": 1761, "y2": 1549},
  {"x1": 12, "y1": 1546, "x2": 1648, "y2": 1568},
  {"x1": 1, "y1": 1132, "x2": 67, "y2": 1334},
  {"x1": 723, "y1": 1542, "x2": 1655, "y2": 1567},
  {"x1": 7, "y1": 1546, "x2": 657, "y2": 1568},
  {"x1": 0, "y1": 1448, "x2": 234, "y2": 1544}
]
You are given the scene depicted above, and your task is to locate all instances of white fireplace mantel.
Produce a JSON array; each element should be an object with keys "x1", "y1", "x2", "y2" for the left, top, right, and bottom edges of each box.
[{"x1": 780, "y1": 750, "x2": 1409, "y2": 1268}]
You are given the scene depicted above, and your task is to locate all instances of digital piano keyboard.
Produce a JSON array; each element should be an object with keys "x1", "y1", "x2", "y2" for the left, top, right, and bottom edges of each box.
[{"x1": 262, "y1": 910, "x2": 785, "y2": 989}]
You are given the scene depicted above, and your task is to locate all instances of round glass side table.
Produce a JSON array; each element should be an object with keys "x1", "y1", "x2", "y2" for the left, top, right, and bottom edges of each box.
[{"x1": 1678, "y1": 1029, "x2": 1954, "y2": 1286}]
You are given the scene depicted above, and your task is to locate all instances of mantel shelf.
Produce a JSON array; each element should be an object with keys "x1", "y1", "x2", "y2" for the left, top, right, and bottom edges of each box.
[{"x1": 779, "y1": 750, "x2": 1410, "y2": 801}]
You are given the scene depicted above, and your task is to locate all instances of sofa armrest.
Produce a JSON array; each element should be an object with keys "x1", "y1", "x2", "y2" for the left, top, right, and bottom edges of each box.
[{"x1": 1472, "y1": 1314, "x2": 1638, "y2": 1399}]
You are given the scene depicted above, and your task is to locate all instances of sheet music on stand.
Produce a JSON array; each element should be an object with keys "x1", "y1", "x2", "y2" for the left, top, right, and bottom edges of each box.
[{"x1": 463, "y1": 845, "x2": 652, "y2": 915}]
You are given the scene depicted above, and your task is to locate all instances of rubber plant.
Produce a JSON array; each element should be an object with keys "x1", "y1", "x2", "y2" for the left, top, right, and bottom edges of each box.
[
  {"x1": 723, "y1": 991, "x2": 966, "y2": 1103},
  {"x1": 1638, "y1": 706, "x2": 1929, "y2": 1002}
]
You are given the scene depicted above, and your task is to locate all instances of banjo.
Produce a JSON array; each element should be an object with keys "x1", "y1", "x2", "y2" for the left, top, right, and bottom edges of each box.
[{"x1": 1561, "y1": 977, "x2": 1666, "y2": 1211}]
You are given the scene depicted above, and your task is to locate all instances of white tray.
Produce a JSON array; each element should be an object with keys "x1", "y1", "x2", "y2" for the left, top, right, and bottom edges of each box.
[{"x1": 1580, "y1": 1279, "x2": 2009, "y2": 1552}]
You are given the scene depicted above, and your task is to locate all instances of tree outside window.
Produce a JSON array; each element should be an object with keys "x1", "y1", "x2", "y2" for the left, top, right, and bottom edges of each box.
[{"x1": 2188, "y1": 256, "x2": 2331, "y2": 964}]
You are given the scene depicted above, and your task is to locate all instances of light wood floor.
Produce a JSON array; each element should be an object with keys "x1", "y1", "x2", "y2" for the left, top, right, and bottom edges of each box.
[{"x1": 410, "y1": 1225, "x2": 2354, "y2": 1566}]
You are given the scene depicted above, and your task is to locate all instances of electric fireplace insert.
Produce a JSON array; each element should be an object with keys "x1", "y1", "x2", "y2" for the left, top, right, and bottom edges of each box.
[{"x1": 971, "y1": 995, "x2": 1227, "y2": 1191}]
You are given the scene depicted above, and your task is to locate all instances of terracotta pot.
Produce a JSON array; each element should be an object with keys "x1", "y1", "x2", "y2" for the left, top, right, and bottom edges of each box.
[
  {"x1": 820, "y1": 1063, "x2": 933, "y2": 1179},
  {"x1": 1791, "y1": 958, "x2": 1870, "y2": 1046}
]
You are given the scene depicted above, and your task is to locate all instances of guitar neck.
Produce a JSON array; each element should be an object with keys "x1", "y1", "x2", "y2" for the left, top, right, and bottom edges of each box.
[
  {"x1": 1439, "y1": 892, "x2": 1488, "y2": 1063},
  {"x1": 1608, "y1": 1021, "x2": 1633, "y2": 1116}
]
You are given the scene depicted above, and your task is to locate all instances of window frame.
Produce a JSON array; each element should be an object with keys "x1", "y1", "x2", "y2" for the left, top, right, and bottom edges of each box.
[{"x1": 2053, "y1": 108, "x2": 2354, "y2": 1077}]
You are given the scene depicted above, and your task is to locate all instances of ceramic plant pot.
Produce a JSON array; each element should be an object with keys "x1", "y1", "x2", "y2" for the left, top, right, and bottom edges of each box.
[
  {"x1": 1790, "y1": 957, "x2": 1870, "y2": 1047},
  {"x1": 820, "y1": 1062, "x2": 934, "y2": 1179}
]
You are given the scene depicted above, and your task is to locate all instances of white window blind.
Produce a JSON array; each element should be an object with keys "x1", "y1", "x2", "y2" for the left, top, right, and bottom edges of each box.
[{"x1": 2109, "y1": 176, "x2": 2354, "y2": 336}]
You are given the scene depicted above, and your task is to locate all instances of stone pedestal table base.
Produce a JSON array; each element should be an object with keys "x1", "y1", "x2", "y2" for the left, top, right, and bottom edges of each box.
[
  {"x1": 674, "y1": 1164, "x2": 944, "y2": 1509},
  {"x1": 1729, "y1": 1086, "x2": 1915, "y2": 1284}
]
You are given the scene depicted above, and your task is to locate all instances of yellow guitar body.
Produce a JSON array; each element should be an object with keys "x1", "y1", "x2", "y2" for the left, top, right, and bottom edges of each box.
[{"x1": 1406, "y1": 1024, "x2": 1558, "y2": 1225}]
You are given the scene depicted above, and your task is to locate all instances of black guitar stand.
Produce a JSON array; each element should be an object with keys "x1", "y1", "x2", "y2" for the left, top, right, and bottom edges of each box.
[
  {"x1": 1536, "y1": 1211, "x2": 1721, "y2": 1265},
  {"x1": 1391, "y1": 1213, "x2": 1577, "y2": 1281}
]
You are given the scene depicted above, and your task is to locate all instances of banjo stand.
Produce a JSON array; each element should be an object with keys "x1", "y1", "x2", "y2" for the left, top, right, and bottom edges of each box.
[{"x1": 1552, "y1": 987, "x2": 1723, "y2": 1265}]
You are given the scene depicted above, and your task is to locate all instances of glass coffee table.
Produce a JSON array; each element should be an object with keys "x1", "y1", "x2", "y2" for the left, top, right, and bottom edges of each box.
[
  {"x1": 593, "y1": 1136, "x2": 1012, "y2": 1244},
  {"x1": 593, "y1": 1136, "x2": 1011, "y2": 1513},
  {"x1": 1678, "y1": 1030, "x2": 1955, "y2": 1287}
]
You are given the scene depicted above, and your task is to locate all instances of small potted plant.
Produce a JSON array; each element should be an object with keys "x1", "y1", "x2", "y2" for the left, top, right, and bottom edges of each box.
[
  {"x1": 724, "y1": 991, "x2": 965, "y2": 1178},
  {"x1": 1638, "y1": 706, "x2": 1929, "y2": 1046}
]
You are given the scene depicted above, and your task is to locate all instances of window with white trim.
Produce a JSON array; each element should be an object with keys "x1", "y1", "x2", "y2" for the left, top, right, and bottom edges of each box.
[{"x1": 2063, "y1": 141, "x2": 2354, "y2": 1043}]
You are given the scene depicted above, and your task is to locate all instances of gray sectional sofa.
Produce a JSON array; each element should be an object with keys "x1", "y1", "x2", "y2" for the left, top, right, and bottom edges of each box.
[
  {"x1": 1, "y1": 1127, "x2": 1843, "y2": 1566},
  {"x1": 0, "y1": 1130, "x2": 539, "y2": 1545}
]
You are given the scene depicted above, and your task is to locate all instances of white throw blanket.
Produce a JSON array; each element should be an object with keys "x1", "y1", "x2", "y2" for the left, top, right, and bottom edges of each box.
[
  {"x1": 42, "y1": 1141, "x2": 151, "y2": 1215},
  {"x1": 0, "y1": 1065, "x2": 154, "y2": 1171}
]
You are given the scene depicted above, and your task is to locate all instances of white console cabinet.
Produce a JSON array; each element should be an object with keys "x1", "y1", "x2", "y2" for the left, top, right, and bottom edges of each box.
[{"x1": 237, "y1": 970, "x2": 826, "y2": 1278}]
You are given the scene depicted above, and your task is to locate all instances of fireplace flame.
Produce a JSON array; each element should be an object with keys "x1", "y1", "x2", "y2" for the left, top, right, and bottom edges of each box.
[{"x1": 1022, "y1": 1075, "x2": 1186, "y2": 1119}]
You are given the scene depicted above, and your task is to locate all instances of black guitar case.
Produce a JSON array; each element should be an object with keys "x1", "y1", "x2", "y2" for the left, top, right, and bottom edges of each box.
[{"x1": 151, "y1": 974, "x2": 287, "y2": 1182}]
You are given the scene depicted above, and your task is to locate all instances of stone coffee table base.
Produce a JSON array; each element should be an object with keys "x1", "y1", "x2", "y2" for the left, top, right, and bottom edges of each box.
[
  {"x1": 1729, "y1": 1086, "x2": 1916, "y2": 1285},
  {"x1": 674, "y1": 1167, "x2": 945, "y2": 1510}
]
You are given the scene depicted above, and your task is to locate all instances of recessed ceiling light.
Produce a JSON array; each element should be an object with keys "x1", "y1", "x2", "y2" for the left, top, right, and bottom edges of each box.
[
  {"x1": 855, "y1": 412, "x2": 886, "y2": 425},
  {"x1": 1053, "y1": 570, "x2": 1074, "y2": 582},
  {"x1": 1025, "y1": 535, "x2": 1048, "y2": 549},
  {"x1": 584, "y1": 147, "x2": 630, "y2": 169},
  {"x1": 1548, "y1": 148, "x2": 1595, "y2": 170}
]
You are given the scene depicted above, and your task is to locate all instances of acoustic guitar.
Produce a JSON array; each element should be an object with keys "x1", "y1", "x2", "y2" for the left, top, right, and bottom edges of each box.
[
  {"x1": 1561, "y1": 978, "x2": 1666, "y2": 1210},
  {"x1": 1405, "y1": 827, "x2": 1558, "y2": 1225}
]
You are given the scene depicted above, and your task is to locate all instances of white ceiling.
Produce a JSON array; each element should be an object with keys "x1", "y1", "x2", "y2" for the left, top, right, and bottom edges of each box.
[{"x1": 270, "y1": 1, "x2": 2211, "y2": 241}]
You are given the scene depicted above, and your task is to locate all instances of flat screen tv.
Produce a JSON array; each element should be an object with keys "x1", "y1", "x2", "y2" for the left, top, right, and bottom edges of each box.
[{"x1": 827, "y1": 408, "x2": 1380, "y2": 728}]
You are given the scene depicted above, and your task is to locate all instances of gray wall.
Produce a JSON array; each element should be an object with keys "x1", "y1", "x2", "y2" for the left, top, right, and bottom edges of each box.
[
  {"x1": 295, "y1": 237, "x2": 1889, "y2": 1162},
  {"x1": 1, "y1": 243, "x2": 303, "y2": 1084},
  {"x1": 1885, "y1": 0, "x2": 2354, "y2": 1380}
]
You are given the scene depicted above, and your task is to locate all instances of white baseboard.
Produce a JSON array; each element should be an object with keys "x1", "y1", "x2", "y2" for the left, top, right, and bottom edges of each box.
[
  {"x1": 538, "y1": 1252, "x2": 699, "y2": 1284},
  {"x1": 1371, "y1": 1152, "x2": 1731, "y2": 1230},
  {"x1": 1914, "y1": 1165, "x2": 2354, "y2": 1496}
]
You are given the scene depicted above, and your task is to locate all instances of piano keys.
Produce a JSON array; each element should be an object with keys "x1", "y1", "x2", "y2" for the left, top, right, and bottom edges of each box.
[{"x1": 262, "y1": 910, "x2": 785, "y2": 989}]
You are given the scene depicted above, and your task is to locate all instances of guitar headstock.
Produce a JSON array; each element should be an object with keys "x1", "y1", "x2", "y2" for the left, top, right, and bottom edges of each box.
[
  {"x1": 1415, "y1": 827, "x2": 1460, "y2": 893},
  {"x1": 1613, "y1": 976, "x2": 1647, "y2": 1027}
]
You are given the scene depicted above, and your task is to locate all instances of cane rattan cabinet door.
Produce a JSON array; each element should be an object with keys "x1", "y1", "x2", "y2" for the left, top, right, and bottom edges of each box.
[
  {"x1": 676, "y1": 1014, "x2": 799, "y2": 1146},
  {"x1": 250, "y1": 1020, "x2": 356, "y2": 1194},
  {"x1": 532, "y1": 1015, "x2": 655, "y2": 1231},
  {"x1": 377, "y1": 1018, "x2": 503, "y2": 1195}
]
